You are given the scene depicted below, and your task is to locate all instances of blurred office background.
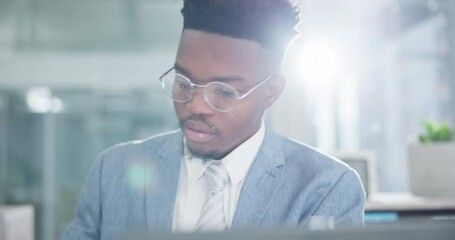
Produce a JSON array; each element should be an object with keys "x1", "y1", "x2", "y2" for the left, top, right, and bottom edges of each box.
[{"x1": 0, "y1": 0, "x2": 454, "y2": 239}]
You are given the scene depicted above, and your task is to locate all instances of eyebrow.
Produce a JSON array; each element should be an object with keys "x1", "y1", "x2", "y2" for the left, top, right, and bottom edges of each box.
[{"x1": 174, "y1": 63, "x2": 245, "y2": 83}]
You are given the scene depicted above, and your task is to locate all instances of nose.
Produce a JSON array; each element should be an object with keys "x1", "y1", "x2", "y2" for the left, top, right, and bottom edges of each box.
[{"x1": 186, "y1": 87, "x2": 215, "y2": 115}]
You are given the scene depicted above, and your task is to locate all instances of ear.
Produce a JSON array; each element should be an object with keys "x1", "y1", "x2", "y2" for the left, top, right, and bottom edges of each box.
[{"x1": 264, "y1": 74, "x2": 286, "y2": 108}]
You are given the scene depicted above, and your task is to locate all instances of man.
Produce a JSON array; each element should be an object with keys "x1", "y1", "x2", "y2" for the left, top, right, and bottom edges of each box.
[{"x1": 62, "y1": 0, "x2": 365, "y2": 239}]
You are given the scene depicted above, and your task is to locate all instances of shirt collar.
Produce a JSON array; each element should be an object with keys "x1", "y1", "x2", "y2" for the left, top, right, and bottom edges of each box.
[
  {"x1": 183, "y1": 121, "x2": 266, "y2": 186},
  {"x1": 183, "y1": 143, "x2": 210, "y2": 185}
]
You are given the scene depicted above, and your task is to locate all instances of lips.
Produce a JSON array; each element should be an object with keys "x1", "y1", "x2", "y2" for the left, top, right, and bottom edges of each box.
[{"x1": 182, "y1": 120, "x2": 217, "y2": 143}]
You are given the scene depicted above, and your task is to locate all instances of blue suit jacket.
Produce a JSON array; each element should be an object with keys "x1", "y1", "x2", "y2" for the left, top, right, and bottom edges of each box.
[{"x1": 61, "y1": 129, "x2": 365, "y2": 239}]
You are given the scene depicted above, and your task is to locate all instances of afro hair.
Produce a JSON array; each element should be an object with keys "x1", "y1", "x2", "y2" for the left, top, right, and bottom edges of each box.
[{"x1": 181, "y1": 0, "x2": 300, "y2": 53}]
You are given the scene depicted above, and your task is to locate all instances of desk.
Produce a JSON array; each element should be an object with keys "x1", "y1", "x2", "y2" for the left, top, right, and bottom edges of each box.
[{"x1": 365, "y1": 192, "x2": 455, "y2": 223}]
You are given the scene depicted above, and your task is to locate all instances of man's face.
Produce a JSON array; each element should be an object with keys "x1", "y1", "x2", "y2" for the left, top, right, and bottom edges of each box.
[{"x1": 174, "y1": 29, "x2": 283, "y2": 159}]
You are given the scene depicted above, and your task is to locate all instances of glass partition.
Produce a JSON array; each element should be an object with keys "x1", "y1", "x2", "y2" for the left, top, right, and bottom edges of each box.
[{"x1": 1, "y1": 88, "x2": 177, "y2": 239}]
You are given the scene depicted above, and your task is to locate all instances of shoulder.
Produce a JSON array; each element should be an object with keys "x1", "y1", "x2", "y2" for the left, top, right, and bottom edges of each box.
[
  {"x1": 272, "y1": 132, "x2": 351, "y2": 171},
  {"x1": 100, "y1": 129, "x2": 182, "y2": 159},
  {"x1": 92, "y1": 129, "x2": 182, "y2": 175},
  {"x1": 268, "y1": 131, "x2": 360, "y2": 188},
  {"x1": 258, "y1": 131, "x2": 365, "y2": 224}
]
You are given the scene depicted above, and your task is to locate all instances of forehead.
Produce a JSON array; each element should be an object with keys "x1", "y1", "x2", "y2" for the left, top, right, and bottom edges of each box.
[{"x1": 175, "y1": 29, "x2": 271, "y2": 81}]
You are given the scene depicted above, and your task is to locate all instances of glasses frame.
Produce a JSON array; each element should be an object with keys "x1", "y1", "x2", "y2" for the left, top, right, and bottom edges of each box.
[{"x1": 158, "y1": 67, "x2": 273, "y2": 112}]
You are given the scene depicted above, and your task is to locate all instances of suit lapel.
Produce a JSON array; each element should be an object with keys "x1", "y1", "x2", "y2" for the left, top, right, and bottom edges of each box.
[
  {"x1": 232, "y1": 130, "x2": 286, "y2": 228},
  {"x1": 145, "y1": 130, "x2": 183, "y2": 231}
]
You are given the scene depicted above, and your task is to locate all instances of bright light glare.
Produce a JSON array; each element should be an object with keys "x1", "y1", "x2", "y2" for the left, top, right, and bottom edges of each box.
[
  {"x1": 26, "y1": 87, "x2": 64, "y2": 113},
  {"x1": 299, "y1": 42, "x2": 340, "y2": 86}
]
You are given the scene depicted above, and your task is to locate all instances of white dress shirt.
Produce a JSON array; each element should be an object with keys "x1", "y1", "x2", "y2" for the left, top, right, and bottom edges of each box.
[{"x1": 172, "y1": 122, "x2": 265, "y2": 232}]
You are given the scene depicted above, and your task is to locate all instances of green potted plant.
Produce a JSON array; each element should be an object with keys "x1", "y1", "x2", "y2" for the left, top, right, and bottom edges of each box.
[
  {"x1": 418, "y1": 121, "x2": 455, "y2": 143},
  {"x1": 408, "y1": 120, "x2": 455, "y2": 198}
]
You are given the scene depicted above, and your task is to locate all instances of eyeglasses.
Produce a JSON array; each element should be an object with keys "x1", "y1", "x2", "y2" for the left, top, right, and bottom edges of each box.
[{"x1": 159, "y1": 67, "x2": 272, "y2": 112}]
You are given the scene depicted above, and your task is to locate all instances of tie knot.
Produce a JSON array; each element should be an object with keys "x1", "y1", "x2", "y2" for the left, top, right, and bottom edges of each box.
[{"x1": 204, "y1": 162, "x2": 229, "y2": 191}]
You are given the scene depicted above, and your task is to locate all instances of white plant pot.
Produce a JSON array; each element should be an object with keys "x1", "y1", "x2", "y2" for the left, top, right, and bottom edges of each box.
[{"x1": 408, "y1": 142, "x2": 455, "y2": 198}]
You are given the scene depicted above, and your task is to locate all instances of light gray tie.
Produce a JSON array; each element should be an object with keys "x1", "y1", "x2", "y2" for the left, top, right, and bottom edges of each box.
[{"x1": 196, "y1": 162, "x2": 230, "y2": 231}]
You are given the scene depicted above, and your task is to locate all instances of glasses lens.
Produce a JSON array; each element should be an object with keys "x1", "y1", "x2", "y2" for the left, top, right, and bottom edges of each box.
[
  {"x1": 161, "y1": 70, "x2": 193, "y2": 102},
  {"x1": 205, "y1": 82, "x2": 239, "y2": 112}
]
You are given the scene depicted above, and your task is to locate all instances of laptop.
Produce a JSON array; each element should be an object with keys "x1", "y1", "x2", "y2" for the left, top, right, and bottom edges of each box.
[{"x1": 120, "y1": 220, "x2": 455, "y2": 240}]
